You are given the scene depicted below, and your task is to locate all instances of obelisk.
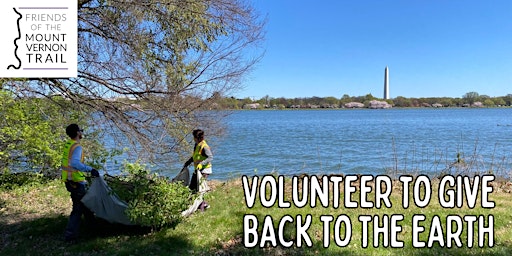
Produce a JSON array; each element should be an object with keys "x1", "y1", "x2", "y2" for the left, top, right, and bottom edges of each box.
[{"x1": 384, "y1": 66, "x2": 389, "y2": 100}]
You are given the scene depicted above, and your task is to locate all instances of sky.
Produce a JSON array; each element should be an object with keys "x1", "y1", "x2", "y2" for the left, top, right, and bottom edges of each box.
[{"x1": 237, "y1": 0, "x2": 512, "y2": 99}]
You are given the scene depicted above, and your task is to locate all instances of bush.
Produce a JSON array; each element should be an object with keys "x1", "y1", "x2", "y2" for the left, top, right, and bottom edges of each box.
[
  {"x1": 107, "y1": 162, "x2": 194, "y2": 229},
  {"x1": 0, "y1": 90, "x2": 110, "y2": 175},
  {"x1": 0, "y1": 171, "x2": 51, "y2": 190}
]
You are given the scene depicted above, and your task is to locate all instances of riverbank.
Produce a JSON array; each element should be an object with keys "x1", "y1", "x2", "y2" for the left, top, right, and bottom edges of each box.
[{"x1": 1, "y1": 175, "x2": 511, "y2": 255}]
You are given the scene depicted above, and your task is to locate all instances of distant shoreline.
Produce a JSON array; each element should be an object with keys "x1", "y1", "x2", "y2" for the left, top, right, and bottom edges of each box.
[
  {"x1": 229, "y1": 105, "x2": 512, "y2": 110},
  {"x1": 225, "y1": 93, "x2": 512, "y2": 110}
]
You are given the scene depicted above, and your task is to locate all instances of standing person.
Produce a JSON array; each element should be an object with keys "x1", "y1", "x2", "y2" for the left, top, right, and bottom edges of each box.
[
  {"x1": 183, "y1": 129, "x2": 213, "y2": 210},
  {"x1": 61, "y1": 124, "x2": 99, "y2": 242}
]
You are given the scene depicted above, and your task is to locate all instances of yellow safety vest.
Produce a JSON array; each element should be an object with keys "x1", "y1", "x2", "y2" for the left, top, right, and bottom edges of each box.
[
  {"x1": 193, "y1": 140, "x2": 212, "y2": 169},
  {"x1": 61, "y1": 140, "x2": 86, "y2": 182}
]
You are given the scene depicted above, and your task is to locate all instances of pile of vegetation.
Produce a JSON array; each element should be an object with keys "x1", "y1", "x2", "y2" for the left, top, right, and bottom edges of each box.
[{"x1": 104, "y1": 163, "x2": 194, "y2": 229}]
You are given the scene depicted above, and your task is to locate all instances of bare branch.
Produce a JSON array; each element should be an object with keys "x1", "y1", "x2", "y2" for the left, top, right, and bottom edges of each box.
[{"x1": 3, "y1": 0, "x2": 264, "y2": 167}]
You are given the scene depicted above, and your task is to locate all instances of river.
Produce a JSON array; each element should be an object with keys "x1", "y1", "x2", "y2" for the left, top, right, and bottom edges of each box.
[{"x1": 105, "y1": 108, "x2": 512, "y2": 180}]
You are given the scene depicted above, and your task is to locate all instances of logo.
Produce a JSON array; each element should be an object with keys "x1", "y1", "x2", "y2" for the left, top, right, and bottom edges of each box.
[{"x1": 0, "y1": 0, "x2": 77, "y2": 78}]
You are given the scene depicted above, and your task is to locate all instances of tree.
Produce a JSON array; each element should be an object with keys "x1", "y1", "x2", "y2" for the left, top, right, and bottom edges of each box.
[
  {"x1": 483, "y1": 99, "x2": 495, "y2": 107},
  {"x1": 0, "y1": 92, "x2": 103, "y2": 174},
  {"x1": 2, "y1": 0, "x2": 265, "y2": 165},
  {"x1": 463, "y1": 92, "x2": 480, "y2": 105},
  {"x1": 494, "y1": 97, "x2": 506, "y2": 106},
  {"x1": 393, "y1": 96, "x2": 409, "y2": 107},
  {"x1": 339, "y1": 94, "x2": 352, "y2": 105},
  {"x1": 439, "y1": 97, "x2": 454, "y2": 107},
  {"x1": 262, "y1": 95, "x2": 271, "y2": 107},
  {"x1": 324, "y1": 96, "x2": 339, "y2": 107},
  {"x1": 504, "y1": 94, "x2": 512, "y2": 106},
  {"x1": 364, "y1": 93, "x2": 376, "y2": 101}
]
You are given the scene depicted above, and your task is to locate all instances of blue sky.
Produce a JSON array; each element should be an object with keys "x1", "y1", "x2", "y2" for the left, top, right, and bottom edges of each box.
[{"x1": 238, "y1": 0, "x2": 512, "y2": 99}]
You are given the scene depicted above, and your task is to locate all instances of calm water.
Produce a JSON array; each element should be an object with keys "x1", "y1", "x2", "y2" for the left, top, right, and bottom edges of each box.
[
  {"x1": 106, "y1": 108, "x2": 512, "y2": 180},
  {"x1": 208, "y1": 108, "x2": 512, "y2": 180}
]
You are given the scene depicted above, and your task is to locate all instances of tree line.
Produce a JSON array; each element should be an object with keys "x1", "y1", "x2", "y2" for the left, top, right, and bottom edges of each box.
[{"x1": 216, "y1": 92, "x2": 512, "y2": 109}]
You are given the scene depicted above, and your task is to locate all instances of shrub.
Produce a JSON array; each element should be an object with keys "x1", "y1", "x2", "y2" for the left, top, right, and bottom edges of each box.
[
  {"x1": 0, "y1": 171, "x2": 51, "y2": 190},
  {"x1": 0, "y1": 90, "x2": 110, "y2": 176},
  {"x1": 107, "y1": 162, "x2": 194, "y2": 229}
]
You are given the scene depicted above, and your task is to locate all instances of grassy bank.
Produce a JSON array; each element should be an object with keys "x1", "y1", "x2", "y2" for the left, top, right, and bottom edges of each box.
[{"x1": 1, "y1": 175, "x2": 512, "y2": 255}]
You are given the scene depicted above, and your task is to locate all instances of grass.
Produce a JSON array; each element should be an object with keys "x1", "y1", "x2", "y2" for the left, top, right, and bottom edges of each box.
[{"x1": 1, "y1": 174, "x2": 512, "y2": 255}]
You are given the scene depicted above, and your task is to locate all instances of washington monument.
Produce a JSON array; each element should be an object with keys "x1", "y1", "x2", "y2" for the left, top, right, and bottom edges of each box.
[{"x1": 384, "y1": 66, "x2": 389, "y2": 100}]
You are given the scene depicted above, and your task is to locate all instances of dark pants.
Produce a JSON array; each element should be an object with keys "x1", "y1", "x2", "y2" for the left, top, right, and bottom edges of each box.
[
  {"x1": 189, "y1": 171, "x2": 199, "y2": 192},
  {"x1": 188, "y1": 171, "x2": 208, "y2": 192},
  {"x1": 64, "y1": 182, "x2": 95, "y2": 240}
]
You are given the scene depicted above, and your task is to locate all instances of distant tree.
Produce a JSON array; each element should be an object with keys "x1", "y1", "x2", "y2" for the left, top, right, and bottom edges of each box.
[
  {"x1": 483, "y1": 99, "x2": 495, "y2": 107},
  {"x1": 324, "y1": 96, "x2": 339, "y2": 106},
  {"x1": 263, "y1": 95, "x2": 271, "y2": 106},
  {"x1": 463, "y1": 92, "x2": 480, "y2": 105},
  {"x1": 393, "y1": 96, "x2": 411, "y2": 107},
  {"x1": 240, "y1": 97, "x2": 254, "y2": 105},
  {"x1": 291, "y1": 98, "x2": 304, "y2": 107},
  {"x1": 418, "y1": 98, "x2": 430, "y2": 105},
  {"x1": 340, "y1": 94, "x2": 352, "y2": 105},
  {"x1": 310, "y1": 96, "x2": 322, "y2": 105},
  {"x1": 439, "y1": 98, "x2": 454, "y2": 107},
  {"x1": 410, "y1": 98, "x2": 421, "y2": 107},
  {"x1": 364, "y1": 93, "x2": 376, "y2": 102},
  {"x1": 219, "y1": 97, "x2": 240, "y2": 109},
  {"x1": 504, "y1": 94, "x2": 512, "y2": 106},
  {"x1": 451, "y1": 98, "x2": 463, "y2": 107},
  {"x1": 274, "y1": 97, "x2": 288, "y2": 107},
  {"x1": 494, "y1": 97, "x2": 506, "y2": 106},
  {"x1": 270, "y1": 98, "x2": 281, "y2": 108}
]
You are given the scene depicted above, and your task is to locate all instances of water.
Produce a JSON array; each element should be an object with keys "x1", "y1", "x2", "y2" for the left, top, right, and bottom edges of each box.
[
  {"x1": 105, "y1": 108, "x2": 512, "y2": 180},
  {"x1": 210, "y1": 108, "x2": 512, "y2": 180}
]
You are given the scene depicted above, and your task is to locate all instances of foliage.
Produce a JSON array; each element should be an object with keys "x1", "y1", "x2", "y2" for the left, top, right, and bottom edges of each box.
[
  {"x1": 0, "y1": 90, "x2": 111, "y2": 176},
  {"x1": 0, "y1": 91, "x2": 59, "y2": 173},
  {"x1": 463, "y1": 91, "x2": 480, "y2": 104},
  {"x1": 0, "y1": 172, "x2": 52, "y2": 190},
  {"x1": 2, "y1": 0, "x2": 265, "y2": 165},
  {"x1": 217, "y1": 92, "x2": 512, "y2": 109},
  {"x1": 107, "y1": 162, "x2": 193, "y2": 229}
]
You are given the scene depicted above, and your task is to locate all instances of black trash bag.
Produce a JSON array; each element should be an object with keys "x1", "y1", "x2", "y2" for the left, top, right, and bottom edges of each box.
[{"x1": 172, "y1": 166, "x2": 190, "y2": 187}]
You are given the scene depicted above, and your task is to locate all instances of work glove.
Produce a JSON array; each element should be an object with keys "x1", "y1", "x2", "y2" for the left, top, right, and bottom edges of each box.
[
  {"x1": 91, "y1": 169, "x2": 99, "y2": 177},
  {"x1": 196, "y1": 163, "x2": 203, "y2": 171}
]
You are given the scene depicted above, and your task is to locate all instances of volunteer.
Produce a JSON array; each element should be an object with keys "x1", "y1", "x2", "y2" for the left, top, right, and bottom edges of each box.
[{"x1": 61, "y1": 124, "x2": 99, "y2": 242}]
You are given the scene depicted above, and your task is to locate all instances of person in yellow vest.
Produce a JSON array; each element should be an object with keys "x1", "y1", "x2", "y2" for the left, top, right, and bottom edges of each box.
[
  {"x1": 62, "y1": 124, "x2": 99, "y2": 242},
  {"x1": 183, "y1": 129, "x2": 212, "y2": 210}
]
